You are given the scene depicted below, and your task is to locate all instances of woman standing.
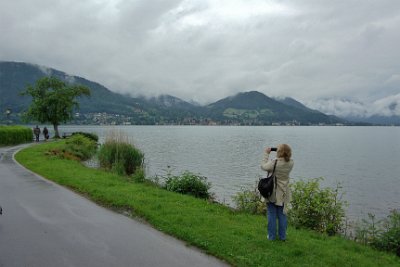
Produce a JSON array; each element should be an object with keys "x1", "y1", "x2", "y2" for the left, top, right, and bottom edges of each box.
[{"x1": 261, "y1": 144, "x2": 294, "y2": 241}]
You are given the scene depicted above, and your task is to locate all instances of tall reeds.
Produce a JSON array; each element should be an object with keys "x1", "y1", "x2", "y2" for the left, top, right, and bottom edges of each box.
[
  {"x1": 0, "y1": 126, "x2": 33, "y2": 145},
  {"x1": 98, "y1": 130, "x2": 144, "y2": 177}
]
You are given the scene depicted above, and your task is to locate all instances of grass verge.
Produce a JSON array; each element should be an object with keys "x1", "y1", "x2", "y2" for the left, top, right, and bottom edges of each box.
[{"x1": 15, "y1": 141, "x2": 400, "y2": 267}]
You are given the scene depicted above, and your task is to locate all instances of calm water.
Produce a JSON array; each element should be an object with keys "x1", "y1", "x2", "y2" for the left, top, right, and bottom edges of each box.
[{"x1": 60, "y1": 125, "x2": 400, "y2": 221}]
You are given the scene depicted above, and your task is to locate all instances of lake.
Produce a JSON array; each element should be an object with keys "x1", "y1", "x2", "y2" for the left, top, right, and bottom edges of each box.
[{"x1": 59, "y1": 125, "x2": 400, "y2": 221}]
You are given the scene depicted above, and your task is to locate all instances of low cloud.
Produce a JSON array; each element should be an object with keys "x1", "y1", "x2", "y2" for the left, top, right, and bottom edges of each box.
[
  {"x1": 305, "y1": 99, "x2": 368, "y2": 118},
  {"x1": 305, "y1": 94, "x2": 400, "y2": 118},
  {"x1": 371, "y1": 94, "x2": 400, "y2": 117}
]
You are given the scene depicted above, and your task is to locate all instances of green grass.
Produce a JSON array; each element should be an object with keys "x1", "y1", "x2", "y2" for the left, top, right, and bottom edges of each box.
[{"x1": 15, "y1": 141, "x2": 400, "y2": 267}]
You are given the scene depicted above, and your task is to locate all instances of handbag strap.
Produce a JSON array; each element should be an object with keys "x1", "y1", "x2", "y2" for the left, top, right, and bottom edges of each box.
[
  {"x1": 267, "y1": 159, "x2": 278, "y2": 177},
  {"x1": 272, "y1": 160, "x2": 278, "y2": 190},
  {"x1": 272, "y1": 159, "x2": 277, "y2": 174}
]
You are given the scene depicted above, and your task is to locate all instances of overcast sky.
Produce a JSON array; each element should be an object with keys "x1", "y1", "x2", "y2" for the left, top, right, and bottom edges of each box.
[{"x1": 1, "y1": 0, "x2": 400, "y2": 117}]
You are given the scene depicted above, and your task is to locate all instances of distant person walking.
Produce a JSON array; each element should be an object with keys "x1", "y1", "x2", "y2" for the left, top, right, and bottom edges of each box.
[
  {"x1": 261, "y1": 144, "x2": 294, "y2": 241},
  {"x1": 33, "y1": 126, "x2": 41, "y2": 142},
  {"x1": 43, "y1": 127, "x2": 49, "y2": 141}
]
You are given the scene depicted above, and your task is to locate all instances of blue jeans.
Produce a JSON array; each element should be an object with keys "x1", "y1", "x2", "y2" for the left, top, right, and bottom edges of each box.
[{"x1": 267, "y1": 202, "x2": 287, "y2": 240}]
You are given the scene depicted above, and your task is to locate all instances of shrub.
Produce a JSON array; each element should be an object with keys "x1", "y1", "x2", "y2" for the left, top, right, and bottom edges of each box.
[
  {"x1": 164, "y1": 171, "x2": 211, "y2": 199},
  {"x1": 63, "y1": 134, "x2": 97, "y2": 161},
  {"x1": 0, "y1": 126, "x2": 33, "y2": 145},
  {"x1": 355, "y1": 210, "x2": 400, "y2": 256},
  {"x1": 289, "y1": 178, "x2": 346, "y2": 235},
  {"x1": 98, "y1": 131, "x2": 144, "y2": 176},
  {"x1": 71, "y1": 132, "x2": 99, "y2": 142},
  {"x1": 354, "y1": 213, "x2": 381, "y2": 245},
  {"x1": 232, "y1": 186, "x2": 265, "y2": 215},
  {"x1": 374, "y1": 210, "x2": 400, "y2": 255}
]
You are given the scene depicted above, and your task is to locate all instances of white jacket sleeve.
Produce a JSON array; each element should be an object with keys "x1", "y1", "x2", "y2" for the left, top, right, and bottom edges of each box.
[{"x1": 261, "y1": 152, "x2": 275, "y2": 172}]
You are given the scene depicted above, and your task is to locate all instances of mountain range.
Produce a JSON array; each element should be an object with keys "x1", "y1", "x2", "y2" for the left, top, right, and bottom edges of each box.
[{"x1": 0, "y1": 61, "x2": 358, "y2": 125}]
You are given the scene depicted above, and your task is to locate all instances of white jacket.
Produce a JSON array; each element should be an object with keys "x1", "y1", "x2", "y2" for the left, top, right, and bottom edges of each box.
[{"x1": 261, "y1": 152, "x2": 294, "y2": 214}]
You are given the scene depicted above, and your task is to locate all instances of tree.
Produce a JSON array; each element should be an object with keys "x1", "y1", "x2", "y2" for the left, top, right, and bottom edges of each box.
[{"x1": 21, "y1": 76, "x2": 90, "y2": 138}]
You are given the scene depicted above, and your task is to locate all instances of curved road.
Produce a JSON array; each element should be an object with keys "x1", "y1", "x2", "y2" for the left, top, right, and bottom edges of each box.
[{"x1": 0, "y1": 145, "x2": 229, "y2": 267}]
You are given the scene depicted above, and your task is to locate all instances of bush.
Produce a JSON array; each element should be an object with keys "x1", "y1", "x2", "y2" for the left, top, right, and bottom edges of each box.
[
  {"x1": 63, "y1": 134, "x2": 97, "y2": 161},
  {"x1": 289, "y1": 178, "x2": 346, "y2": 235},
  {"x1": 354, "y1": 213, "x2": 381, "y2": 245},
  {"x1": 0, "y1": 126, "x2": 33, "y2": 145},
  {"x1": 355, "y1": 210, "x2": 400, "y2": 256},
  {"x1": 374, "y1": 210, "x2": 400, "y2": 255},
  {"x1": 164, "y1": 171, "x2": 211, "y2": 199},
  {"x1": 71, "y1": 132, "x2": 99, "y2": 142},
  {"x1": 232, "y1": 186, "x2": 265, "y2": 215},
  {"x1": 98, "y1": 133, "x2": 144, "y2": 177}
]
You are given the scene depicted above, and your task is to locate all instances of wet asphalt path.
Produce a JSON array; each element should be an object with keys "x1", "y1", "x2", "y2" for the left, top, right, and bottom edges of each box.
[{"x1": 0, "y1": 145, "x2": 229, "y2": 267}]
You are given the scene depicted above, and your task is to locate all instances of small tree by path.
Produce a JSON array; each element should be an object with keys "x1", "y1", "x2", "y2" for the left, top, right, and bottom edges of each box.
[{"x1": 21, "y1": 77, "x2": 90, "y2": 138}]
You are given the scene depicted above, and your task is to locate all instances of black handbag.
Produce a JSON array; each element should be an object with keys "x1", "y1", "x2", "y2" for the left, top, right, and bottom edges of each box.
[{"x1": 258, "y1": 160, "x2": 277, "y2": 198}]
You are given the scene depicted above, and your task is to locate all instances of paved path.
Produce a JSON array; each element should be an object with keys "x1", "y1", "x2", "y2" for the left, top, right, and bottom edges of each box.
[{"x1": 0, "y1": 145, "x2": 229, "y2": 267}]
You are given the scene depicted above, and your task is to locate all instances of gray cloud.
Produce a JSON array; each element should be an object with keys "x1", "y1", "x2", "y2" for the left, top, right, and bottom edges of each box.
[
  {"x1": 305, "y1": 98, "x2": 368, "y2": 118},
  {"x1": 305, "y1": 93, "x2": 400, "y2": 118},
  {"x1": 1, "y1": 0, "x2": 399, "y2": 111}
]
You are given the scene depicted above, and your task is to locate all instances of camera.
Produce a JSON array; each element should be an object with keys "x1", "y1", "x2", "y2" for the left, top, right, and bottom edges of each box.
[{"x1": 270, "y1": 147, "x2": 277, "y2": 152}]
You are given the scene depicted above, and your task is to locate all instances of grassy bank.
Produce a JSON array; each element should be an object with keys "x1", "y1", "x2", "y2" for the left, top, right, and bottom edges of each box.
[{"x1": 15, "y1": 141, "x2": 400, "y2": 267}]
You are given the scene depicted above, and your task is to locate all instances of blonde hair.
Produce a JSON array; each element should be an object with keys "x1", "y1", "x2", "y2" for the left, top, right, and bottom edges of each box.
[{"x1": 277, "y1": 144, "x2": 292, "y2": 162}]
